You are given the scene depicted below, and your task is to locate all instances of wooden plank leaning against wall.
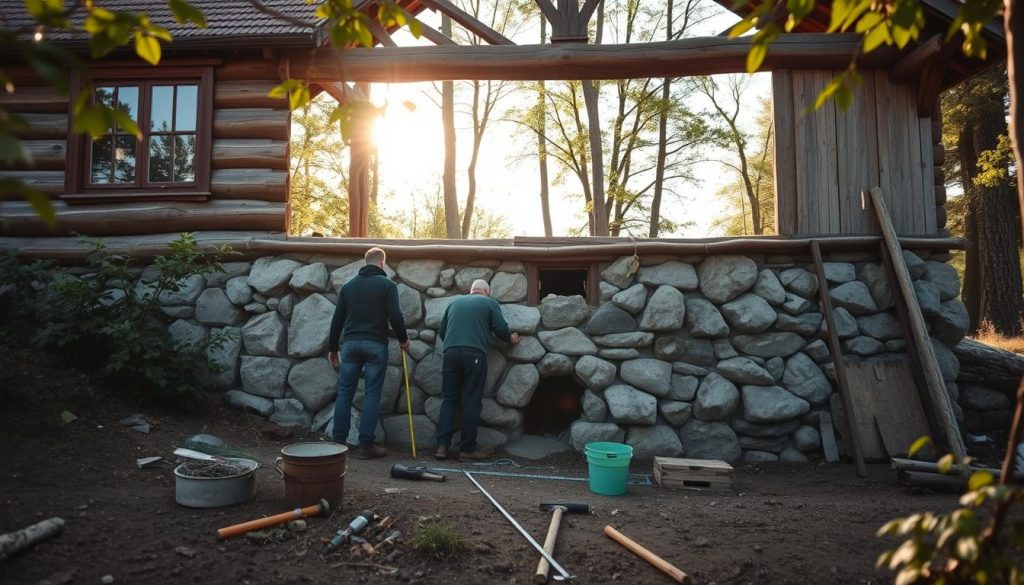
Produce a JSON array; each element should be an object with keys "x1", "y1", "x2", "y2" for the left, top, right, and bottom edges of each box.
[{"x1": 0, "y1": 58, "x2": 290, "y2": 237}]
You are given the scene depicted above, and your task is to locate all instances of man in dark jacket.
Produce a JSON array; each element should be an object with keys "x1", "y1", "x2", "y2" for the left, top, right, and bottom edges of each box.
[
  {"x1": 434, "y1": 278, "x2": 519, "y2": 462},
  {"x1": 328, "y1": 247, "x2": 408, "y2": 459}
]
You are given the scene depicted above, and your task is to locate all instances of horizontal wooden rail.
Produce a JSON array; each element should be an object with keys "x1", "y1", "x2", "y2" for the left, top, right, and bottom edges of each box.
[{"x1": 292, "y1": 34, "x2": 897, "y2": 82}]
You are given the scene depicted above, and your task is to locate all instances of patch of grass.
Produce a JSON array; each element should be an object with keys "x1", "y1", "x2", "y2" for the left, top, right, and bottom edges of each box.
[
  {"x1": 412, "y1": 517, "x2": 464, "y2": 560},
  {"x1": 972, "y1": 320, "x2": 1024, "y2": 354}
]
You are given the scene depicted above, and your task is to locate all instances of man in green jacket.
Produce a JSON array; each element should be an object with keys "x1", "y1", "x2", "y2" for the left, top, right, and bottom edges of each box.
[
  {"x1": 434, "y1": 278, "x2": 519, "y2": 461},
  {"x1": 328, "y1": 247, "x2": 408, "y2": 459}
]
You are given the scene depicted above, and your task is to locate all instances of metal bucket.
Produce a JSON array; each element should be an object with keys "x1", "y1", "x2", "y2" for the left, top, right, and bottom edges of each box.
[
  {"x1": 174, "y1": 457, "x2": 258, "y2": 508},
  {"x1": 274, "y1": 442, "x2": 347, "y2": 509}
]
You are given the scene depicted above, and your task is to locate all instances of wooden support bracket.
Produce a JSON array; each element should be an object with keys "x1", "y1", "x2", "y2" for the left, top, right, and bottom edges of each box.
[{"x1": 418, "y1": 0, "x2": 515, "y2": 45}]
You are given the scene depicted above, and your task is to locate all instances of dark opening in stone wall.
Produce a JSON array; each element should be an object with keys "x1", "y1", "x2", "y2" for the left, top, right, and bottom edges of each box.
[
  {"x1": 523, "y1": 375, "x2": 585, "y2": 436},
  {"x1": 539, "y1": 268, "x2": 588, "y2": 299}
]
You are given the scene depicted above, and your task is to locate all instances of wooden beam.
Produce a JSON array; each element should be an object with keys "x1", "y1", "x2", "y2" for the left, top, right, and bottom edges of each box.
[
  {"x1": 214, "y1": 81, "x2": 288, "y2": 109},
  {"x1": 579, "y1": 0, "x2": 602, "y2": 24},
  {"x1": 418, "y1": 0, "x2": 514, "y2": 45},
  {"x1": 213, "y1": 108, "x2": 289, "y2": 141},
  {"x1": 412, "y1": 17, "x2": 459, "y2": 46},
  {"x1": 291, "y1": 34, "x2": 897, "y2": 82},
  {"x1": 212, "y1": 139, "x2": 288, "y2": 170},
  {"x1": 0, "y1": 140, "x2": 66, "y2": 171},
  {"x1": 365, "y1": 18, "x2": 398, "y2": 47},
  {"x1": 916, "y1": 62, "x2": 945, "y2": 117},
  {"x1": 211, "y1": 169, "x2": 288, "y2": 201},
  {"x1": 534, "y1": 0, "x2": 560, "y2": 27},
  {"x1": 889, "y1": 35, "x2": 944, "y2": 82}
]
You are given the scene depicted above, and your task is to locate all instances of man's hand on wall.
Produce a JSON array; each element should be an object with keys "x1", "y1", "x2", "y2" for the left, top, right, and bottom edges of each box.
[
  {"x1": 510, "y1": 333, "x2": 521, "y2": 345},
  {"x1": 329, "y1": 351, "x2": 340, "y2": 369}
]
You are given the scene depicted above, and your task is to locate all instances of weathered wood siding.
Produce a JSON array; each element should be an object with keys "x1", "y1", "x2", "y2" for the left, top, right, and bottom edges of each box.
[
  {"x1": 0, "y1": 58, "x2": 290, "y2": 237},
  {"x1": 773, "y1": 69, "x2": 937, "y2": 236}
]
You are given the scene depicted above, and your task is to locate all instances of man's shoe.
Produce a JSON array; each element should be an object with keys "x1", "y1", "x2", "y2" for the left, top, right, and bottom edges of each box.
[
  {"x1": 434, "y1": 446, "x2": 449, "y2": 460},
  {"x1": 355, "y1": 444, "x2": 388, "y2": 459},
  {"x1": 458, "y1": 449, "x2": 491, "y2": 462}
]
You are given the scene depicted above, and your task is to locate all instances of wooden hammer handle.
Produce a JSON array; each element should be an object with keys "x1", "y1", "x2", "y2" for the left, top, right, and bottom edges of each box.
[
  {"x1": 534, "y1": 507, "x2": 564, "y2": 583},
  {"x1": 217, "y1": 501, "x2": 325, "y2": 540},
  {"x1": 604, "y1": 525, "x2": 692, "y2": 584}
]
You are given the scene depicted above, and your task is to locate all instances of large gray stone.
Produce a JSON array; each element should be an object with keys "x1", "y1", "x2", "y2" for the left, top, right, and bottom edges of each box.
[
  {"x1": 638, "y1": 261, "x2": 698, "y2": 290},
  {"x1": 653, "y1": 337, "x2": 713, "y2": 366},
  {"x1": 289, "y1": 262, "x2": 330, "y2": 293},
  {"x1": 599, "y1": 282, "x2": 620, "y2": 301},
  {"x1": 328, "y1": 408, "x2": 386, "y2": 445},
  {"x1": 382, "y1": 415, "x2": 436, "y2": 447},
  {"x1": 423, "y1": 396, "x2": 442, "y2": 423},
  {"x1": 805, "y1": 339, "x2": 831, "y2": 363},
  {"x1": 224, "y1": 390, "x2": 273, "y2": 417},
  {"x1": 658, "y1": 400, "x2": 692, "y2": 426},
  {"x1": 717, "y1": 357, "x2": 774, "y2": 385},
  {"x1": 481, "y1": 398, "x2": 523, "y2": 429},
  {"x1": 714, "y1": 339, "x2": 738, "y2": 359},
  {"x1": 484, "y1": 349, "x2": 507, "y2": 397},
  {"x1": 455, "y1": 426, "x2": 508, "y2": 450},
  {"x1": 793, "y1": 425, "x2": 821, "y2": 452},
  {"x1": 248, "y1": 258, "x2": 302, "y2": 295},
  {"x1": 505, "y1": 336, "x2": 546, "y2": 362},
  {"x1": 669, "y1": 374, "x2": 699, "y2": 401},
  {"x1": 902, "y1": 251, "x2": 926, "y2": 278},
  {"x1": 604, "y1": 384, "x2": 657, "y2": 424},
  {"x1": 600, "y1": 348, "x2": 640, "y2": 360},
  {"x1": 288, "y1": 358, "x2": 337, "y2": 411},
  {"x1": 504, "y1": 436, "x2": 573, "y2": 460},
  {"x1": 822, "y1": 262, "x2": 856, "y2": 284},
  {"x1": 396, "y1": 260, "x2": 443, "y2": 292},
  {"x1": 158, "y1": 274, "x2": 205, "y2": 306},
  {"x1": 693, "y1": 372, "x2": 740, "y2": 421},
  {"x1": 775, "y1": 313, "x2": 823, "y2": 336},
  {"x1": 593, "y1": 332, "x2": 654, "y2": 348},
  {"x1": 721, "y1": 293, "x2": 777, "y2": 334},
  {"x1": 922, "y1": 261, "x2": 960, "y2": 301},
  {"x1": 780, "y1": 268, "x2": 818, "y2": 298},
  {"x1": 424, "y1": 296, "x2": 457, "y2": 330},
  {"x1": 931, "y1": 337, "x2": 960, "y2": 382},
  {"x1": 679, "y1": 420, "x2": 741, "y2": 462},
  {"x1": 278, "y1": 293, "x2": 296, "y2": 319},
  {"x1": 699, "y1": 256, "x2": 758, "y2": 303},
  {"x1": 685, "y1": 298, "x2": 730, "y2": 338},
  {"x1": 196, "y1": 288, "x2": 245, "y2": 326},
  {"x1": 732, "y1": 332, "x2": 805, "y2": 358},
  {"x1": 242, "y1": 312, "x2": 287, "y2": 357},
  {"x1": 496, "y1": 364, "x2": 540, "y2": 407},
  {"x1": 960, "y1": 385, "x2": 1013, "y2": 411},
  {"x1": 779, "y1": 447, "x2": 810, "y2": 463},
  {"x1": 454, "y1": 267, "x2": 494, "y2": 292},
  {"x1": 204, "y1": 262, "x2": 251, "y2": 288},
  {"x1": 240, "y1": 356, "x2": 291, "y2": 398},
  {"x1": 819, "y1": 307, "x2": 859, "y2": 339},
  {"x1": 730, "y1": 418, "x2": 801, "y2": 438},
  {"x1": 843, "y1": 336, "x2": 884, "y2": 356},
  {"x1": 782, "y1": 353, "x2": 832, "y2": 404},
  {"x1": 168, "y1": 319, "x2": 208, "y2": 350},
  {"x1": 582, "y1": 390, "x2": 608, "y2": 422},
  {"x1": 396, "y1": 284, "x2": 423, "y2": 327},
  {"x1": 782, "y1": 293, "x2": 813, "y2": 315},
  {"x1": 601, "y1": 256, "x2": 637, "y2": 289},
  {"x1": 639, "y1": 286, "x2": 686, "y2": 331},
  {"x1": 626, "y1": 425, "x2": 684, "y2": 459},
  {"x1": 491, "y1": 273, "x2": 527, "y2": 303},
  {"x1": 569, "y1": 421, "x2": 625, "y2": 451},
  {"x1": 501, "y1": 304, "x2": 542, "y2": 335},
  {"x1": 829, "y1": 281, "x2": 878, "y2": 315},
  {"x1": 205, "y1": 327, "x2": 242, "y2": 390},
  {"x1": 753, "y1": 269, "x2": 786, "y2": 305},
  {"x1": 541, "y1": 295, "x2": 588, "y2": 328},
  {"x1": 538, "y1": 327, "x2": 597, "y2": 355},
  {"x1": 288, "y1": 294, "x2": 335, "y2": 358},
  {"x1": 742, "y1": 385, "x2": 810, "y2": 422},
  {"x1": 161, "y1": 305, "x2": 194, "y2": 320},
  {"x1": 330, "y1": 260, "x2": 395, "y2": 291},
  {"x1": 914, "y1": 280, "x2": 942, "y2": 317},
  {"x1": 414, "y1": 353, "x2": 444, "y2": 396},
  {"x1": 766, "y1": 356, "x2": 784, "y2": 382},
  {"x1": 575, "y1": 355, "x2": 617, "y2": 391},
  {"x1": 932, "y1": 300, "x2": 970, "y2": 344},
  {"x1": 587, "y1": 303, "x2": 638, "y2": 336},
  {"x1": 857, "y1": 263, "x2": 895, "y2": 310},
  {"x1": 620, "y1": 358, "x2": 672, "y2": 397},
  {"x1": 612, "y1": 283, "x2": 648, "y2": 315},
  {"x1": 537, "y1": 353, "x2": 574, "y2": 376},
  {"x1": 856, "y1": 313, "x2": 903, "y2": 340},
  {"x1": 225, "y1": 276, "x2": 254, "y2": 306}
]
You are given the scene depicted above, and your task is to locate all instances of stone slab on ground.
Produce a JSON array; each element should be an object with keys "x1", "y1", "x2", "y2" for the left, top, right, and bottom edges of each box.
[{"x1": 503, "y1": 435, "x2": 574, "y2": 460}]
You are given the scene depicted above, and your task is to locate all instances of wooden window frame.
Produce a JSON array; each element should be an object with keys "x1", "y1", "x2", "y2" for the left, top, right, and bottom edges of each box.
[
  {"x1": 526, "y1": 262, "x2": 600, "y2": 306},
  {"x1": 64, "y1": 64, "x2": 214, "y2": 203}
]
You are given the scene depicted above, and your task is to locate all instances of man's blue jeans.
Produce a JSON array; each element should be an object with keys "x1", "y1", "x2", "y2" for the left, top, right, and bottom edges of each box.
[
  {"x1": 332, "y1": 339, "x2": 388, "y2": 446},
  {"x1": 436, "y1": 347, "x2": 487, "y2": 452}
]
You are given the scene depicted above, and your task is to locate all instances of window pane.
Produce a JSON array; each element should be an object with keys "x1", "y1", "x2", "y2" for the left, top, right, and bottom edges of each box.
[
  {"x1": 90, "y1": 137, "x2": 113, "y2": 183},
  {"x1": 175, "y1": 85, "x2": 198, "y2": 132},
  {"x1": 95, "y1": 87, "x2": 115, "y2": 132},
  {"x1": 150, "y1": 86, "x2": 174, "y2": 131},
  {"x1": 148, "y1": 135, "x2": 172, "y2": 182},
  {"x1": 116, "y1": 86, "x2": 139, "y2": 128},
  {"x1": 114, "y1": 136, "x2": 137, "y2": 183},
  {"x1": 173, "y1": 134, "x2": 196, "y2": 182}
]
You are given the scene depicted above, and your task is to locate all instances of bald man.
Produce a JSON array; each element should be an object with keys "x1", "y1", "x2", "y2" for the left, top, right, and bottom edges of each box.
[{"x1": 434, "y1": 279, "x2": 519, "y2": 461}]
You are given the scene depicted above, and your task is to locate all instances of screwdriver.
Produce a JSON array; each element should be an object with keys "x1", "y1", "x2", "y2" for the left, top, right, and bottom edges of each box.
[{"x1": 321, "y1": 510, "x2": 375, "y2": 556}]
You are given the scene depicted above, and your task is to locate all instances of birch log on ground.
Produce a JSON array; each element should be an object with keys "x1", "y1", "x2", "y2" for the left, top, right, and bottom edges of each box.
[
  {"x1": 954, "y1": 338, "x2": 1024, "y2": 396},
  {"x1": 0, "y1": 517, "x2": 65, "y2": 562}
]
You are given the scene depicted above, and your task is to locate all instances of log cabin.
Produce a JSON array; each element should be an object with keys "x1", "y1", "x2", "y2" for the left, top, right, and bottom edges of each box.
[{"x1": 0, "y1": 0, "x2": 1008, "y2": 465}]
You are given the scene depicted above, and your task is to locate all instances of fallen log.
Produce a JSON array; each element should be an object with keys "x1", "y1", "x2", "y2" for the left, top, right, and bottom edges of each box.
[
  {"x1": 955, "y1": 338, "x2": 1024, "y2": 396},
  {"x1": 0, "y1": 517, "x2": 65, "y2": 562}
]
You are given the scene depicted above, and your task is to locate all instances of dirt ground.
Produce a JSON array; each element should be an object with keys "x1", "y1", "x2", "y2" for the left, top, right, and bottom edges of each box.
[{"x1": 0, "y1": 348, "x2": 1002, "y2": 585}]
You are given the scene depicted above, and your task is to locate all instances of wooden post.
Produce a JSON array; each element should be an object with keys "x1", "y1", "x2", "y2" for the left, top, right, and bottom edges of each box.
[
  {"x1": 867, "y1": 187, "x2": 967, "y2": 460},
  {"x1": 810, "y1": 240, "x2": 867, "y2": 477},
  {"x1": 348, "y1": 86, "x2": 373, "y2": 237}
]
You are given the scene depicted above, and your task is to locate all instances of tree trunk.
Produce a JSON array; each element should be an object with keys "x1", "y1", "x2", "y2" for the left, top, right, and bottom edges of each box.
[
  {"x1": 960, "y1": 122, "x2": 981, "y2": 330},
  {"x1": 538, "y1": 17, "x2": 553, "y2": 237},
  {"x1": 650, "y1": 0, "x2": 674, "y2": 238},
  {"x1": 582, "y1": 79, "x2": 608, "y2": 236},
  {"x1": 461, "y1": 80, "x2": 482, "y2": 239},
  {"x1": 1007, "y1": 0, "x2": 1024, "y2": 276},
  {"x1": 441, "y1": 15, "x2": 460, "y2": 239},
  {"x1": 955, "y1": 338, "x2": 1024, "y2": 397}
]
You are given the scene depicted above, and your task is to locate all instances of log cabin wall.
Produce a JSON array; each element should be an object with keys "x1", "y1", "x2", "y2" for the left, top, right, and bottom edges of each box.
[
  {"x1": 0, "y1": 57, "x2": 291, "y2": 237},
  {"x1": 773, "y1": 69, "x2": 938, "y2": 237}
]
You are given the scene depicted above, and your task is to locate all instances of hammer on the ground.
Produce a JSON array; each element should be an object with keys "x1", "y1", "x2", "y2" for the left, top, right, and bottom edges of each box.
[{"x1": 535, "y1": 503, "x2": 589, "y2": 583}]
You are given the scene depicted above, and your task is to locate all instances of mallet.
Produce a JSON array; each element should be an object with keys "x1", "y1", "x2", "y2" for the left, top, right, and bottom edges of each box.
[
  {"x1": 535, "y1": 503, "x2": 590, "y2": 583},
  {"x1": 216, "y1": 498, "x2": 330, "y2": 540}
]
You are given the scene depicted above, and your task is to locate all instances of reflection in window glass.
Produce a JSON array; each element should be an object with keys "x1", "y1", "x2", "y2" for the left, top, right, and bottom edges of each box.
[
  {"x1": 117, "y1": 86, "x2": 139, "y2": 126},
  {"x1": 151, "y1": 86, "x2": 174, "y2": 131},
  {"x1": 90, "y1": 137, "x2": 113, "y2": 183},
  {"x1": 173, "y1": 134, "x2": 196, "y2": 182},
  {"x1": 175, "y1": 85, "x2": 198, "y2": 132},
  {"x1": 96, "y1": 87, "x2": 115, "y2": 132},
  {"x1": 149, "y1": 135, "x2": 172, "y2": 182},
  {"x1": 114, "y1": 136, "x2": 137, "y2": 183}
]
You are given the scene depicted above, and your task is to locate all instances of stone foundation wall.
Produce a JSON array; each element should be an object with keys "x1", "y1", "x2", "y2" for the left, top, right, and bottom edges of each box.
[{"x1": 135, "y1": 250, "x2": 969, "y2": 462}]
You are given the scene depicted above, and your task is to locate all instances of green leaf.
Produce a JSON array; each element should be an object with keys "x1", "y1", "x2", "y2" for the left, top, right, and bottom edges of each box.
[
  {"x1": 289, "y1": 84, "x2": 311, "y2": 110},
  {"x1": 855, "y1": 12, "x2": 884, "y2": 33},
  {"x1": 728, "y1": 17, "x2": 757, "y2": 39},
  {"x1": 112, "y1": 110, "x2": 140, "y2": 138},
  {"x1": 937, "y1": 454, "x2": 955, "y2": 474},
  {"x1": 269, "y1": 79, "x2": 299, "y2": 99},
  {"x1": 407, "y1": 17, "x2": 422, "y2": 38},
  {"x1": 167, "y1": 0, "x2": 207, "y2": 28},
  {"x1": 908, "y1": 436, "x2": 931, "y2": 457},
  {"x1": 135, "y1": 32, "x2": 161, "y2": 65},
  {"x1": 968, "y1": 470, "x2": 994, "y2": 491},
  {"x1": 746, "y1": 43, "x2": 767, "y2": 73},
  {"x1": 24, "y1": 187, "x2": 55, "y2": 226},
  {"x1": 863, "y1": 23, "x2": 892, "y2": 53}
]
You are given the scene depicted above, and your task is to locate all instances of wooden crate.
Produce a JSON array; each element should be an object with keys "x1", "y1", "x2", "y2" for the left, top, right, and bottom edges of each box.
[{"x1": 653, "y1": 457, "x2": 734, "y2": 490}]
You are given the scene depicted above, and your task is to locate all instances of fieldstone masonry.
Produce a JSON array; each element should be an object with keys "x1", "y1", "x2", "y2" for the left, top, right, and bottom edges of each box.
[{"x1": 130, "y1": 251, "x2": 971, "y2": 463}]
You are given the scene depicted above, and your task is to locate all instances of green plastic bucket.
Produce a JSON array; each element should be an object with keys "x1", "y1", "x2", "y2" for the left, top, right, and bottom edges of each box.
[{"x1": 585, "y1": 442, "x2": 633, "y2": 496}]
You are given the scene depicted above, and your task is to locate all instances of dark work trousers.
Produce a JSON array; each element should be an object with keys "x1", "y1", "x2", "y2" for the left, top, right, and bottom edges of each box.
[{"x1": 436, "y1": 347, "x2": 487, "y2": 452}]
